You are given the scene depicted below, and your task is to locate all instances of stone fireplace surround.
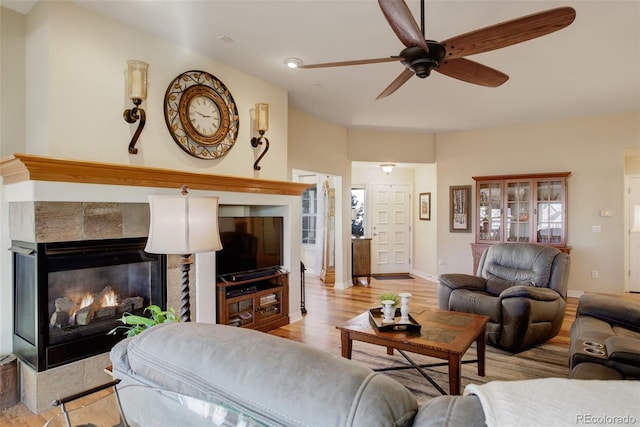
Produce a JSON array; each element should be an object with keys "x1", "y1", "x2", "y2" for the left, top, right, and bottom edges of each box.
[{"x1": 0, "y1": 154, "x2": 308, "y2": 413}]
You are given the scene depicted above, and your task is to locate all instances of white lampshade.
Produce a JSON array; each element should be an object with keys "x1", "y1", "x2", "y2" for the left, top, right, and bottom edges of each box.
[
  {"x1": 632, "y1": 205, "x2": 640, "y2": 233},
  {"x1": 145, "y1": 195, "x2": 222, "y2": 254}
]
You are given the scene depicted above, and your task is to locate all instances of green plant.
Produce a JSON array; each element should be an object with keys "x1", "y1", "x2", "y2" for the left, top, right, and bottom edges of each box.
[
  {"x1": 108, "y1": 305, "x2": 179, "y2": 338},
  {"x1": 379, "y1": 292, "x2": 399, "y2": 306}
]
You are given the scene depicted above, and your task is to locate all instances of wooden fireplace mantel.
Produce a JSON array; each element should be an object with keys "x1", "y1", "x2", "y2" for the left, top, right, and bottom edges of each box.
[{"x1": 0, "y1": 153, "x2": 310, "y2": 196}]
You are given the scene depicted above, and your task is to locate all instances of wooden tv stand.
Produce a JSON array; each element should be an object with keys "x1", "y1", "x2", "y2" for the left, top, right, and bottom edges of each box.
[{"x1": 216, "y1": 270, "x2": 289, "y2": 332}]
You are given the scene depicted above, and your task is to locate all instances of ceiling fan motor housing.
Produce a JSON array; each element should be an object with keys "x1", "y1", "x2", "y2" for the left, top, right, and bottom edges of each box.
[{"x1": 400, "y1": 41, "x2": 445, "y2": 78}]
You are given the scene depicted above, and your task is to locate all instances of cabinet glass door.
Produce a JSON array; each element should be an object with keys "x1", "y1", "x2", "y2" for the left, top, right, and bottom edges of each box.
[
  {"x1": 506, "y1": 181, "x2": 531, "y2": 242},
  {"x1": 257, "y1": 289, "x2": 281, "y2": 321},
  {"x1": 536, "y1": 180, "x2": 564, "y2": 244},
  {"x1": 227, "y1": 297, "x2": 255, "y2": 327},
  {"x1": 478, "y1": 182, "x2": 502, "y2": 242}
]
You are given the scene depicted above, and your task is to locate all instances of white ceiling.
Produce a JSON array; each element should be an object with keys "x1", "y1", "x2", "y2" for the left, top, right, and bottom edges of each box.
[{"x1": 5, "y1": 0, "x2": 640, "y2": 134}]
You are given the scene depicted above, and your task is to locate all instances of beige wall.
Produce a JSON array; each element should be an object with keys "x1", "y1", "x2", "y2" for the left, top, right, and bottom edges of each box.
[
  {"x1": 0, "y1": 7, "x2": 26, "y2": 157},
  {"x1": 288, "y1": 108, "x2": 349, "y2": 177},
  {"x1": 413, "y1": 164, "x2": 438, "y2": 279},
  {"x1": 20, "y1": 1, "x2": 289, "y2": 180},
  {"x1": 288, "y1": 108, "x2": 351, "y2": 286},
  {"x1": 435, "y1": 111, "x2": 640, "y2": 295},
  {"x1": 348, "y1": 129, "x2": 435, "y2": 163},
  {"x1": 625, "y1": 152, "x2": 640, "y2": 174}
]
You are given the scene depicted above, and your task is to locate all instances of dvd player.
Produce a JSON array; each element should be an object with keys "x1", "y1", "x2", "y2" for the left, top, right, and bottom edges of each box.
[{"x1": 226, "y1": 285, "x2": 257, "y2": 298}]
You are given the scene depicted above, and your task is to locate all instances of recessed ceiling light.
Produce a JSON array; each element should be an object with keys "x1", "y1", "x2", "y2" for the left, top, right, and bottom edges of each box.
[
  {"x1": 217, "y1": 35, "x2": 234, "y2": 43},
  {"x1": 283, "y1": 57, "x2": 303, "y2": 69}
]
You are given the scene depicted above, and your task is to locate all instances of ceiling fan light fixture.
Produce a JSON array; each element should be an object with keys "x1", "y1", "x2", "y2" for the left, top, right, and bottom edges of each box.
[{"x1": 284, "y1": 57, "x2": 303, "y2": 69}]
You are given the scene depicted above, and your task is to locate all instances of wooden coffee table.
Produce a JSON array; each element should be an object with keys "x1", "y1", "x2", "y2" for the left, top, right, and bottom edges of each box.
[{"x1": 336, "y1": 308, "x2": 489, "y2": 395}]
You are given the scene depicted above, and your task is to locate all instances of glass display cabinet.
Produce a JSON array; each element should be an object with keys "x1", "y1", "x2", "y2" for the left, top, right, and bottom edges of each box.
[{"x1": 472, "y1": 172, "x2": 571, "y2": 273}]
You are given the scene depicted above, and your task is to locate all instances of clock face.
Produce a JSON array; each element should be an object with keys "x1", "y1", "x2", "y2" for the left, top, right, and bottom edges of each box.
[
  {"x1": 188, "y1": 95, "x2": 221, "y2": 137},
  {"x1": 164, "y1": 70, "x2": 239, "y2": 159}
]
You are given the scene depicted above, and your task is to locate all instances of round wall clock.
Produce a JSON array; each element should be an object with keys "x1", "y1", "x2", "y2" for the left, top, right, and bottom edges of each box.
[{"x1": 164, "y1": 70, "x2": 239, "y2": 159}]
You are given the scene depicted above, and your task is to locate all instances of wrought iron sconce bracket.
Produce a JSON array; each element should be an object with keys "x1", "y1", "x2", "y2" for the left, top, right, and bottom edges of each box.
[
  {"x1": 123, "y1": 98, "x2": 146, "y2": 154},
  {"x1": 251, "y1": 130, "x2": 269, "y2": 171}
]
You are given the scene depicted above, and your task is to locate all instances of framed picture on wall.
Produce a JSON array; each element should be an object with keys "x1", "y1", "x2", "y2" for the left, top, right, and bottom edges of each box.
[
  {"x1": 419, "y1": 193, "x2": 431, "y2": 221},
  {"x1": 450, "y1": 185, "x2": 471, "y2": 232}
]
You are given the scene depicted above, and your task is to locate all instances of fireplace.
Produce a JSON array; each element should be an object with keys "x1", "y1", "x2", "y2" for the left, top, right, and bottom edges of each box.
[{"x1": 12, "y1": 237, "x2": 166, "y2": 372}]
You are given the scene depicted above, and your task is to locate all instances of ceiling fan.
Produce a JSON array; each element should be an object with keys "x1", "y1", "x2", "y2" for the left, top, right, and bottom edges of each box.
[{"x1": 299, "y1": 0, "x2": 576, "y2": 99}]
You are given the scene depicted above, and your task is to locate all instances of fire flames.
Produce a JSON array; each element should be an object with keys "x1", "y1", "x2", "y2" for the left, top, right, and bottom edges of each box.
[
  {"x1": 51, "y1": 285, "x2": 143, "y2": 329},
  {"x1": 79, "y1": 288, "x2": 118, "y2": 310},
  {"x1": 101, "y1": 289, "x2": 118, "y2": 307},
  {"x1": 80, "y1": 293, "x2": 94, "y2": 309}
]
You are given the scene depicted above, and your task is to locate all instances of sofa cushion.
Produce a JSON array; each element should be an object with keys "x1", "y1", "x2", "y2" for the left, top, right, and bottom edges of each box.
[
  {"x1": 570, "y1": 362, "x2": 624, "y2": 380},
  {"x1": 576, "y1": 294, "x2": 640, "y2": 333},
  {"x1": 413, "y1": 395, "x2": 485, "y2": 427},
  {"x1": 479, "y1": 243, "x2": 558, "y2": 289},
  {"x1": 450, "y1": 289, "x2": 501, "y2": 323},
  {"x1": 111, "y1": 322, "x2": 418, "y2": 427},
  {"x1": 605, "y1": 335, "x2": 640, "y2": 366}
]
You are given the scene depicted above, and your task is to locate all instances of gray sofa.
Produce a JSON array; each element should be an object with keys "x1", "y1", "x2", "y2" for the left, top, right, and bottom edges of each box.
[
  {"x1": 111, "y1": 322, "x2": 421, "y2": 426},
  {"x1": 110, "y1": 321, "x2": 638, "y2": 427},
  {"x1": 569, "y1": 293, "x2": 640, "y2": 379}
]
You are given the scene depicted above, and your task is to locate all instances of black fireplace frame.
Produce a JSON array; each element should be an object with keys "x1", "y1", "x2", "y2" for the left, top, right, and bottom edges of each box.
[{"x1": 12, "y1": 237, "x2": 167, "y2": 372}]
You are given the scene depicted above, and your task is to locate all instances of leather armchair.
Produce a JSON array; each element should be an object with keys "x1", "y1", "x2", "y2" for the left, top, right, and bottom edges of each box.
[
  {"x1": 438, "y1": 243, "x2": 570, "y2": 352},
  {"x1": 569, "y1": 293, "x2": 640, "y2": 379}
]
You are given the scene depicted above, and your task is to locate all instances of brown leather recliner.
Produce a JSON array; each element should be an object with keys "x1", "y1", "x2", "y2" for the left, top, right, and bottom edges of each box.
[{"x1": 438, "y1": 243, "x2": 570, "y2": 352}]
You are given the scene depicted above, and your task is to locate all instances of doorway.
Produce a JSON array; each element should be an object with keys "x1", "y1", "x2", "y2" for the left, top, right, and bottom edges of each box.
[
  {"x1": 371, "y1": 184, "x2": 412, "y2": 274},
  {"x1": 292, "y1": 170, "x2": 345, "y2": 287}
]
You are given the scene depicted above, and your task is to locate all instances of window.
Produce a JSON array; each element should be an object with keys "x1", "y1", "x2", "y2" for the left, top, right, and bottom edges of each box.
[
  {"x1": 301, "y1": 186, "x2": 317, "y2": 244},
  {"x1": 351, "y1": 187, "x2": 365, "y2": 236}
]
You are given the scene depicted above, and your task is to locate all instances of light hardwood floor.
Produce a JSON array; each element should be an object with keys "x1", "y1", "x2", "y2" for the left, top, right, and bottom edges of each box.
[
  {"x1": 2, "y1": 273, "x2": 638, "y2": 426},
  {"x1": 269, "y1": 274, "x2": 578, "y2": 350}
]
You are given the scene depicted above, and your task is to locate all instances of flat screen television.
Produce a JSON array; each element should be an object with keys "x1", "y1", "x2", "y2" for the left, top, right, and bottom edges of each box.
[{"x1": 216, "y1": 216, "x2": 284, "y2": 280}]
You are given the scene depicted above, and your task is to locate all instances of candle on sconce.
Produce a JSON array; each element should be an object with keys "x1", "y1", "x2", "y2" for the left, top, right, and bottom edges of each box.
[
  {"x1": 127, "y1": 60, "x2": 148, "y2": 101},
  {"x1": 255, "y1": 103, "x2": 269, "y2": 132}
]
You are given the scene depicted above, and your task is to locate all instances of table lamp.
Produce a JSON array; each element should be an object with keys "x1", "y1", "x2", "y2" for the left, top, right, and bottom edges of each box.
[{"x1": 145, "y1": 186, "x2": 222, "y2": 322}]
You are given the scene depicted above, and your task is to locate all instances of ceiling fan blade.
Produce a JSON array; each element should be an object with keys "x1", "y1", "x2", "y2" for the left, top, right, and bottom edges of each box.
[
  {"x1": 441, "y1": 7, "x2": 576, "y2": 59},
  {"x1": 378, "y1": 0, "x2": 429, "y2": 53},
  {"x1": 298, "y1": 57, "x2": 402, "y2": 69},
  {"x1": 436, "y1": 58, "x2": 509, "y2": 87},
  {"x1": 376, "y1": 68, "x2": 414, "y2": 100}
]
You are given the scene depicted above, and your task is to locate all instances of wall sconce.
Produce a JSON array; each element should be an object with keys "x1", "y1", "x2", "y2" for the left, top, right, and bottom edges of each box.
[
  {"x1": 251, "y1": 103, "x2": 270, "y2": 171},
  {"x1": 144, "y1": 185, "x2": 222, "y2": 322},
  {"x1": 381, "y1": 164, "x2": 396, "y2": 175},
  {"x1": 632, "y1": 205, "x2": 640, "y2": 232},
  {"x1": 123, "y1": 60, "x2": 148, "y2": 155}
]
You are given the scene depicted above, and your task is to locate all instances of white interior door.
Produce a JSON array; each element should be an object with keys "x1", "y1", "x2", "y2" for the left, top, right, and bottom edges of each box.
[
  {"x1": 371, "y1": 184, "x2": 411, "y2": 274},
  {"x1": 629, "y1": 176, "x2": 640, "y2": 292}
]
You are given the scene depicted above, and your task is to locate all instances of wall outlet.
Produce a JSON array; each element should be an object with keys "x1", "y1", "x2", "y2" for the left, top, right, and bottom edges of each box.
[
  {"x1": 438, "y1": 259, "x2": 444, "y2": 267},
  {"x1": 591, "y1": 270, "x2": 599, "y2": 279},
  {"x1": 592, "y1": 225, "x2": 602, "y2": 233}
]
